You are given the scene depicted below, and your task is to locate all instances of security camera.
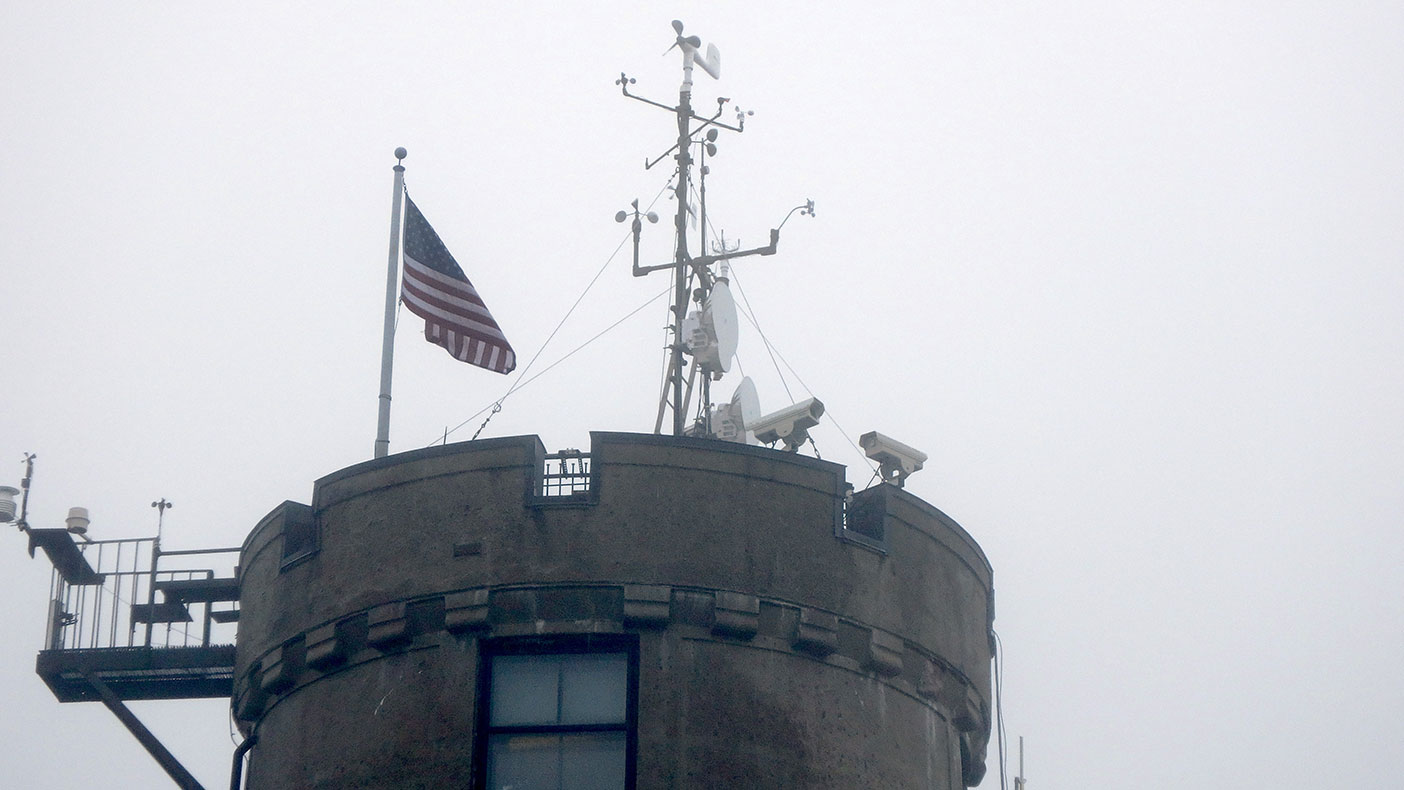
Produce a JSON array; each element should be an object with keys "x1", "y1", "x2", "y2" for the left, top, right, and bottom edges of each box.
[
  {"x1": 859, "y1": 431, "x2": 927, "y2": 487},
  {"x1": 752, "y1": 398, "x2": 824, "y2": 451}
]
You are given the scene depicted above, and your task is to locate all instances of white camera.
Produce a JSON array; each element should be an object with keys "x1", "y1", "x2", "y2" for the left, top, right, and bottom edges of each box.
[
  {"x1": 751, "y1": 398, "x2": 825, "y2": 451},
  {"x1": 859, "y1": 431, "x2": 927, "y2": 487}
]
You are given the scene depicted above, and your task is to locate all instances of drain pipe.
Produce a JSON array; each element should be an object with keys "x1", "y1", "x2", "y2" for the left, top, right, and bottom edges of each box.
[{"x1": 229, "y1": 731, "x2": 257, "y2": 790}]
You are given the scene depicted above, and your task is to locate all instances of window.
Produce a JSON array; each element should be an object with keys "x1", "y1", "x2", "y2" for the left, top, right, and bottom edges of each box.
[{"x1": 480, "y1": 640, "x2": 636, "y2": 790}]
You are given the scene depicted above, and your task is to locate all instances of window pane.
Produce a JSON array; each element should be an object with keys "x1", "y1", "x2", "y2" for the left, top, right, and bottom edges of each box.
[
  {"x1": 487, "y1": 733, "x2": 561, "y2": 790},
  {"x1": 559, "y1": 731, "x2": 627, "y2": 790},
  {"x1": 559, "y1": 653, "x2": 627, "y2": 725},
  {"x1": 491, "y1": 655, "x2": 561, "y2": 726}
]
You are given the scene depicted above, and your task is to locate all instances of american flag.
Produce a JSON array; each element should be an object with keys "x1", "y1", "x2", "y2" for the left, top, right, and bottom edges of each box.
[{"x1": 400, "y1": 195, "x2": 516, "y2": 374}]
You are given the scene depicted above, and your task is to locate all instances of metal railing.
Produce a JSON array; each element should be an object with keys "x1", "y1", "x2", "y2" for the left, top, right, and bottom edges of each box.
[
  {"x1": 539, "y1": 450, "x2": 592, "y2": 498},
  {"x1": 41, "y1": 536, "x2": 240, "y2": 652}
]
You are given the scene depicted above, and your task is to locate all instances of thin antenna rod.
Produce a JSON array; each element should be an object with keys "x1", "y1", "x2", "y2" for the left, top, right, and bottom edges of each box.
[
  {"x1": 374, "y1": 147, "x2": 408, "y2": 459},
  {"x1": 16, "y1": 453, "x2": 35, "y2": 531}
]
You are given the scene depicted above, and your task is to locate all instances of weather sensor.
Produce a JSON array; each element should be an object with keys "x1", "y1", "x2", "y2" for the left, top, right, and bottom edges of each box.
[{"x1": 0, "y1": 486, "x2": 17, "y2": 523}]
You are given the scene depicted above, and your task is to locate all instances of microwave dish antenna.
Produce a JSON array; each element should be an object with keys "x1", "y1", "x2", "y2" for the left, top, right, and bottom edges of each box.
[
  {"x1": 682, "y1": 274, "x2": 739, "y2": 378},
  {"x1": 709, "y1": 376, "x2": 761, "y2": 444}
]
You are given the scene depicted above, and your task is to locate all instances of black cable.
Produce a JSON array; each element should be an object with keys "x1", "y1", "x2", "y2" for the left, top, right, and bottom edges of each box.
[
  {"x1": 443, "y1": 286, "x2": 673, "y2": 443},
  {"x1": 435, "y1": 180, "x2": 674, "y2": 445}
]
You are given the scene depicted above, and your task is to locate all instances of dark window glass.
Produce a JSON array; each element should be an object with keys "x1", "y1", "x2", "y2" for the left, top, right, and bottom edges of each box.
[{"x1": 483, "y1": 646, "x2": 633, "y2": 790}]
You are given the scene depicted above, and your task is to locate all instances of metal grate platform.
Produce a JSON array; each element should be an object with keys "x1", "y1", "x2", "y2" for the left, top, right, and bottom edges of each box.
[{"x1": 36, "y1": 645, "x2": 235, "y2": 702}]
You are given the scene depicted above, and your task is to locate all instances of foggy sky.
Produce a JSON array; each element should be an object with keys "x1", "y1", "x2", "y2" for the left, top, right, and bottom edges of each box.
[{"x1": 2, "y1": 3, "x2": 1402, "y2": 787}]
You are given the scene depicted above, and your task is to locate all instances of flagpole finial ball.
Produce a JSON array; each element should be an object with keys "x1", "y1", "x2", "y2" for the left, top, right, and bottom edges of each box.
[{"x1": 394, "y1": 147, "x2": 407, "y2": 161}]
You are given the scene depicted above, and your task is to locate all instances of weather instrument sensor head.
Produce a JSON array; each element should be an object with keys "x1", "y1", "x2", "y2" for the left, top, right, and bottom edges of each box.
[{"x1": 666, "y1": 19, "x2": 721, "y2": 82}]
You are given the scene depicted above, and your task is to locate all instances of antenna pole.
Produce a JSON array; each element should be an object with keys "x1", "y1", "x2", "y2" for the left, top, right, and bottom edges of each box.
[
  {"x1": 151, "y1": 498, "x2": 173, "y2": 542},
  {"x1": 698, "y1": 140, "x2": 711, "y2": 435},
  {"x1": 374, "y1": 148, "x2": 408, "y2": 459},
  {"x1": 16, "y1": 453, "x2": 35, "y2": 531},
  {"x1": 661, "y1": 74, "x2": 696, "y2": 435},
  {"x1": 622, "y1": 24, "x2": 805, "y2": 437}
]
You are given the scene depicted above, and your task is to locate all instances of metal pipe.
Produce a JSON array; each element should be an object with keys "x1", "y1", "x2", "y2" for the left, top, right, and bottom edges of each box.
[
  {"x1": 145, "y1": 537, "x2": 160, "y2": 647},
  {"x1": 670, "y1": 86, "x2": 694, "y2": 436},
  {"x1": 89, "y1": 543, "x2": 104, "y2": 648},
  {"x1": 374, "y1": 148, "x2": 408, "y2": 459},
  {"x1": 202, "y1": 570, "x2": 213, "y2": 647},
  {"x1": 159, "y1": 547, "x2": 242, "y2": 557},
  {"x1": 83, "y1": 669, "x2": 207, "y2": 790},
  {"x1": 229, "y1": 732, "x2": 257, "y2": 790}
]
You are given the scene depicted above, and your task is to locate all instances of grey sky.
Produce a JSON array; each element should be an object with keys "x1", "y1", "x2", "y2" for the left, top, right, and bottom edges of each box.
[{"x1": 3, "y1": 2, "x2": 1401, "y2": 787}]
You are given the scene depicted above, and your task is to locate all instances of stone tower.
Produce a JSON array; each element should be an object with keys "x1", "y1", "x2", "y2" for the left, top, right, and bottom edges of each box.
[{"x1": 232, "y1": 432, "x2": 994, "y2": 788}]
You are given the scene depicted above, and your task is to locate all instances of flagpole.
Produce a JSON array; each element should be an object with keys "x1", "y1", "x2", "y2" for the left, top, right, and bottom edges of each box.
[{"x1": 374, "y1": 147, "x2": 408, "y2": 459}]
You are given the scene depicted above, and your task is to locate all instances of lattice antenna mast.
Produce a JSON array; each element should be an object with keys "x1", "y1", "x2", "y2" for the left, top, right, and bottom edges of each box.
[{"x1": 616, "y1": 20, "x2": 811, "y2": 436}]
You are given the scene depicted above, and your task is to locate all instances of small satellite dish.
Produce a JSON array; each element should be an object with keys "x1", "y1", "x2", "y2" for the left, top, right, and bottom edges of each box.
[
  {"x1": 733, "y1": 377, "x2": 760, "y2": 442},
  {"x1": 710, "y1": 376, "x2": 761, "y2": 444}
]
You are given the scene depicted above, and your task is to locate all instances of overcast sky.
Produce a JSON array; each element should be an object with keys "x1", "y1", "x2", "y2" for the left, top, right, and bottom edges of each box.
[{"x1": 3, "y1": 2, "x2": 1402, "y2": 788}]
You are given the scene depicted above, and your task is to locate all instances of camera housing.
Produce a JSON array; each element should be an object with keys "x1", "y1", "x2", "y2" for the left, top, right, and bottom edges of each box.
[
  {"x1": 751, "y1": 398, "x2": 825, "y2": 451},
  {"x1": 859, "y1": 431, "x2": 927, "y2": 487}
]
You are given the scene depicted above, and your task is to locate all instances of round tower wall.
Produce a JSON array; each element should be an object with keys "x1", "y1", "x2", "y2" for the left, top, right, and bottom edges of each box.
[{"x1": 234, "y1": 433, "x2": 994, "y2": 789}]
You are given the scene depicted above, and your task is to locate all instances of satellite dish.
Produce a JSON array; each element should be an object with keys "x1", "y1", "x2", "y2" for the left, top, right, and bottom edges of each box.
[
  {"x1": 681, "y1": 279, "x2": 739, "y2": 376},
  {"x1": 733, "y1": 377, "x2": 760, "y2": 443},
  {"x1": 710, "y1": 376, "x2": 760, "y2": 444},
  {"x1": 708, "y1": 279, "x2": 738, "y2": 374}
]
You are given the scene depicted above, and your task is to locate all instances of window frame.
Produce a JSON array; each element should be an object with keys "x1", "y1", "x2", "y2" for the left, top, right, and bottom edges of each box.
[{"x1": 475, "y1": 635, "x2": 639, "y2": 790}]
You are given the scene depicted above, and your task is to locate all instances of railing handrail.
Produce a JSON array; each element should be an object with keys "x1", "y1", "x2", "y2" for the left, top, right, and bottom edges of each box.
[
  {"x1": 539, "y1": 451, "x2": 593, "y2": 498},
  {"x1": 159, "y1": 546, "x2": 241, "y2": 557},
  {"x1": 41, "y1": 534, "x2": 241, "y2": 653}
]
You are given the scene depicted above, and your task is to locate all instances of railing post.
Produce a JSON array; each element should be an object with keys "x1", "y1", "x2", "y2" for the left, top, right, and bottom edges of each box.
[
  {"x1": 202, "y1": 571, "x2": 213, "y2": 647},
  {"x1": 144, "y1": 537, "x2": 161, "y2": 648}
]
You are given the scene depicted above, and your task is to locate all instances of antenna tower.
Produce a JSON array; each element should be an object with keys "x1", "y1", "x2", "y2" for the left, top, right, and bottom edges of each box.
[{"x1": 616, "y1": 20, "x2": 812, "y2": 436}]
